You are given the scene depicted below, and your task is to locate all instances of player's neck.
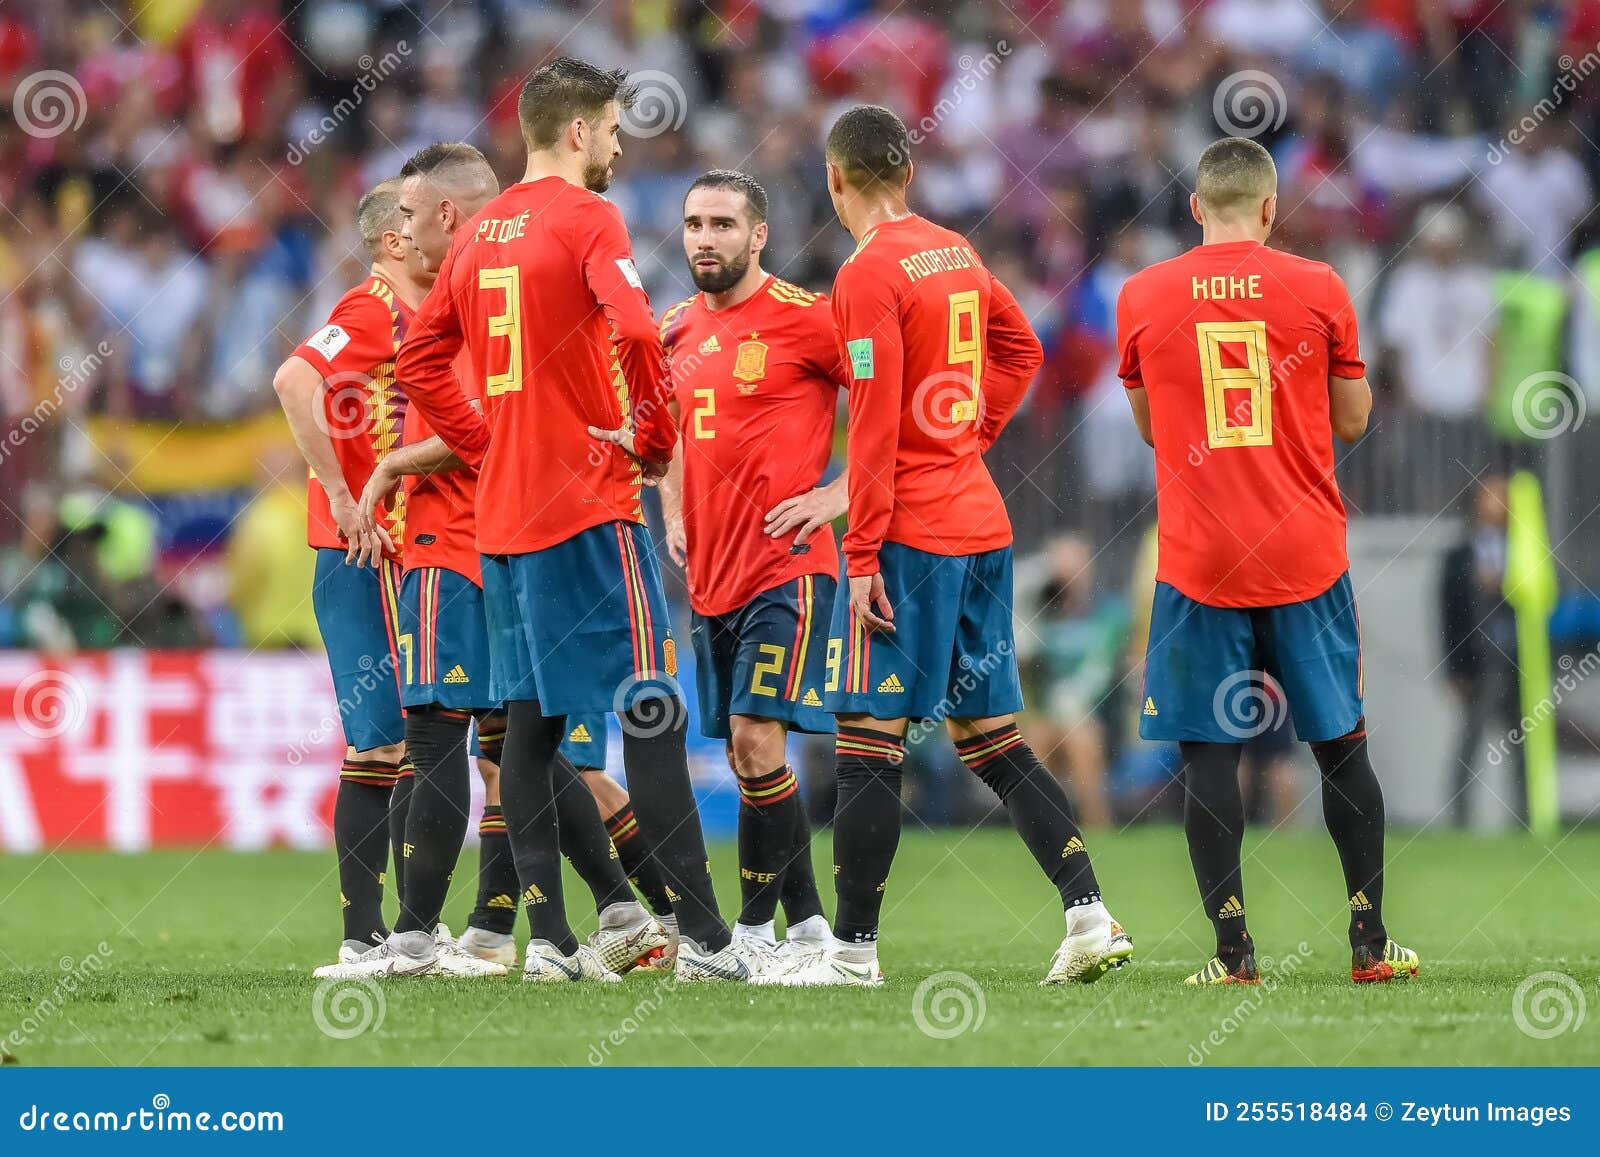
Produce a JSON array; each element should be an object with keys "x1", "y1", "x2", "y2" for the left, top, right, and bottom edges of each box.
[
  {"x1": 1200, "y1": 224, "x2": 1269, "y2": 247},
  {"x1": 702, "y1": 264, "x2": 768, "y2": 312},
  {"x1": 846, "y1": 196, "x2": 914, "y2": 243},
  {"x1": 371, "y1": 261, "x2": 428, "y2": 310},
  {"x1": 521, "y1": 150, "x2": 584, "y2": 188}
]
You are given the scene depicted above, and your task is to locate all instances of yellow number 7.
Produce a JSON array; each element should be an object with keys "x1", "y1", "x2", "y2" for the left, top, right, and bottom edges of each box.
[{"x1": 479, "y1": 267, "x2": 523, "y2": 396}]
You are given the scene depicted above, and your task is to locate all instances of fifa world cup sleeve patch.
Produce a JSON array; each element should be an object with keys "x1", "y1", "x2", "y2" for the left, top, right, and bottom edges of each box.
[
  {"x1": 616, "y1": 258, "x2": 644, "y2": 289},
  {"x1": 847, "y1": 338, "x2": 875, "y2": 380},
  {"x1": 306, "y1": 324, "x2": 351, "y2": 361}
]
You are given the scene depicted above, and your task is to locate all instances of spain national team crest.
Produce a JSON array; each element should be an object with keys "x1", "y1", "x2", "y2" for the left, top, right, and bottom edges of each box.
[
  {"x1": 662, "y1": 637, "x2": 678, "y2": 677},
  {"x1": 733, "y1": 335, "x2": 767, "y2": 390}
]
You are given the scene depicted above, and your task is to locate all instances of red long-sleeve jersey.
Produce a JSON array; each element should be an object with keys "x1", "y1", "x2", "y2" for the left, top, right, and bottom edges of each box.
[
  {"x1": 393, "y1": 176, "x2": 676, "y2": 554},
  {"x1": 832, "y1": 214, "x2": 1042, "y2": 577},
  {"x1": 400, "y1": 347, "x2": 482, "y2": 584}
]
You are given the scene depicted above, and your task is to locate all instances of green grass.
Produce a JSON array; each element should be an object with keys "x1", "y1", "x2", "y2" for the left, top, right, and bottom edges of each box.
[{"x1": 1, "y1": 828, "x2": 1597, "y2": 1066}]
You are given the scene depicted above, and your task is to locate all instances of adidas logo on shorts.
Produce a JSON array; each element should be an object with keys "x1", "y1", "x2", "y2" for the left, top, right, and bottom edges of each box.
[
  {"x1": 876, "y1": 673, "x2": 906, "y2": 694},
  {"x1": 568, "y1": 723, "x2": 593, "y2": 743},
  {"x1": 442, "y1": 664, "x2": 470, "y2": 684},
  {"x1": 802, "y1": 688, "x2": 823, "y2": 706},
  {"x1": 1143, "y1": 695, "x2": 1159, "y2": 716},
  {"x1": 1217, "y1": 895, "x2": 1245, "y2": 919}
]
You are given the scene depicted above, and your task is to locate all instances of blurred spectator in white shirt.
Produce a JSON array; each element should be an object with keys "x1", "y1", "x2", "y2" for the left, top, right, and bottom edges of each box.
[{"x1": 1378, "y1": 203, "x2": 1495, "y2": 418}]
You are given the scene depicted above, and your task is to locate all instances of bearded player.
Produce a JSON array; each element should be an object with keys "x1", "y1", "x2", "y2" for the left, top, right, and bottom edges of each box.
[
  {"x1": 393, "y1": 59, "x2": 755, "y2": 982},
  {"x1": 767, "y1": 107, "x2": 1133, "y2": 987},
  {"x1": 1117, "y1": 136, "x2": 1416, "y2": 986},
  {"x1": 649, "y1": 170, "x2": 839, "y2": 958},
  {"x1": 338, "y1": 142, "x2": 668, "y2": 979},
  {"x1": 273, "y1": 180, "x2": 419, "y2": 970}
]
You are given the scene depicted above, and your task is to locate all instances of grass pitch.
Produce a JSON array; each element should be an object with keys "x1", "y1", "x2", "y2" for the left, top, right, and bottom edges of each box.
[{"x1": 2, "y1": 827, "x2": 1596, "y2": 1066}]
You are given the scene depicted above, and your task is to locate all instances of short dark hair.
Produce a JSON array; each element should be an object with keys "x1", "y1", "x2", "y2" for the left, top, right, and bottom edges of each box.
[
  {"x1": 1195, "y1": 137, "x2": 1277, "y2": 215},
  {"x1": 400, "y1": 141, "x2": 498, "y2": 200},
  {"x1": 685, "y1": 169, "x2": 768, "y2": 224},
  {"x1": 517, "y1": 57, "x2": 634, "y2": 150},
  {"x1": 400, "y1": 141, "x2": 490, "y2": 180},
  {"x1": 825, "y1": 105, "x2": 911, "y2": 189},
  {"x1": 355, "y1": 178, "x2": 403, "y2": 254}
]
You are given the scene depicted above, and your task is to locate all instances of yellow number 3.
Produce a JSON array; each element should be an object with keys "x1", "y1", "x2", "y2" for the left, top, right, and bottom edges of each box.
[
  {"x1": 479, "y1": 267, "x2": 523, "y2": 396},
  {"x1": 1196, "y1": 320, "x2": 1272, "y2": 448}
]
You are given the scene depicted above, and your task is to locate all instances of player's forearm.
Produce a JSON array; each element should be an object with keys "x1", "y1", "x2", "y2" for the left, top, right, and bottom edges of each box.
[
  {"x1": 820, "y1": 468, "x2": 850, "y2": 507},
  {"x1": 843, "y1": 458, "x2": 893, "y2": 576},
  {"x1": 394, "y1": 355, "x2": 490, "y2": 466},
  {"x1": 620, "y1": 335, "x2": 677, "y2": 463},
  {"x1": 658, "y1": 451, "x2": 685, "y2": 524},
  {"x1": 382, "y1": 436, "x2": 463, "y2": 478},
  {"x1": 272, "y1": 356, "x2": 350, "y2": 501},
  {"x1": 1329, "y1": 375, "x2": 1372, "y2": 443}
]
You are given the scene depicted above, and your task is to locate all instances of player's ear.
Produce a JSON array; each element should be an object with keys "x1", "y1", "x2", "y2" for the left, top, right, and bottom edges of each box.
[
  {"x1": 1189, "y1": 192, "x2": 1204, "y2": 228},
  {"x1": 904, "y1": 160, "x2": 914, "y2": 190},
  {"x1": 825, "y1": 160, "x2": 843, "y2": 197},
  {"x1": 1263, "y1": 193, "x2": 1278, "y2": 232},
  {"x1": 750, "y1": 220, "x2": 768, "y2": 255}
]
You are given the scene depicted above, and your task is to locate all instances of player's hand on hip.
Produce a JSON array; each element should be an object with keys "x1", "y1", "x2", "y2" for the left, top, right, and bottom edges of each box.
[
  {"x1": 665, "y1": 515, "x2": 688, "y2": 569},
  {"x1": 588, "y1": 423, "x2": 668, "y2": 485},
  {"x1": 766, "y1": 486, "x2": 846, "y2": 546},
  {"x1": 850, "y1": 572, "x2": 895, "y2": 633}
]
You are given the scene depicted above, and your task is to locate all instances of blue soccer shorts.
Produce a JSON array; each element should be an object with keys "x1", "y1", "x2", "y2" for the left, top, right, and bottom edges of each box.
[
  {"x1": 311, "y1": 548, "x2": 405, "y2": 751},
  {"x1": 690, "y1": 573, "x2": 837, "y2": 740},
  {"x1": 1140, "y1": 572, "x2": 1364, "y2": 744},
  {"x1": 481, "y1": 520, "x2": 678, "y2": 715},
  {"x1": 398, "y1": 566, "x2": 496, "y2": 711},
  {"x1": 823, "y1": 542, "x2": 1024, "y2": 723}
]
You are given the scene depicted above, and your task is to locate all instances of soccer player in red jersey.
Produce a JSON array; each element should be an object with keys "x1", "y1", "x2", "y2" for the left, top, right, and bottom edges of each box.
[
  {"x1": 1117, "y1": 137, "x2": 1416, "y2": 985},
  {"x1": 653, "y1": 170, "x2": 842, "y2": 957},
  {"x1": 340, "y1": 143, "x2": 668, "y2": 979},
  {"x1": 392, "y1": 59, "x2": 750, "y2": 982},
  {"x1": 768, "y1": 107, "x2": 1133, "y2": 987},
  {"x1": 272, "y1": 180, "x2": 421, "y2": 968}
]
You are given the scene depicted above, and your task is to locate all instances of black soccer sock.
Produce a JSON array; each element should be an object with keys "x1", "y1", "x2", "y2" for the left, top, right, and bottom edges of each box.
[
  {"x1": 955, "y1": 725, "x2": 1102, "y2": 908},
  {"x1": 469, "y1": 805, "x2": 518, "y2": 935},
  {"x1": 335, "y1": 757, "x2": 400, "y2": 944},
  {"x1": 475, "y1": 714, "x2": 506, "y2": 769},
  {"x1": 1311, "y1": 726, "x2": 1388, "y2": 952},
  {"x1": 388, "y1": 758, "x2": 416, "y2": 904},
  {"x1": 778, "y1": 781, "x2": 824, "y2": 926},
  {"x1": 499, "y1": 699, "x2": 576, "y2": 955},
  {"x1": 551, "y1": 753, "x2": 636, "y2": 913},
  {"x1": 395, "y1": 708, "x2": 472, "y2": 935},
  {"x1": 602, "y1": 803, "x2": 675, "y2": 917},
  {"x1": 735, "y1": 764, "x2": 803, "y2": 928},
  {"x1": 831, "y1": 726, "x2": 906, "y2": 944},
  {"x1": 1180, "y1": 741, "x2": 1251, "y2": 963},
  {"x1": 620, "y1": 698, "x2": 730, "y2": 950}
]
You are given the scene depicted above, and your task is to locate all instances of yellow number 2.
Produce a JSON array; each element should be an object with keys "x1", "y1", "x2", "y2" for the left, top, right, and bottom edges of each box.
[
  {"x1": 479, "y1": 266, "x2": 523, "y2": 396},
  {"x1": 693, "y1": 387, "x2": 716, "y2": 439},
  {"x1": 946, "y1": 290, "x2": 982, "y2": 424},
  {"x1": 750, "y1": 643, "x2": 786, "y2": 697},
  {"x1": 1196, "y1": 320, "x2": 1272, "y2": 448}
]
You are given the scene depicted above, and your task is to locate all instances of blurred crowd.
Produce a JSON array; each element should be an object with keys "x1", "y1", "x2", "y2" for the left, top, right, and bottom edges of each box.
[{"x1": 7, "y1": 0, "x2": 1600, "y2": 821}]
